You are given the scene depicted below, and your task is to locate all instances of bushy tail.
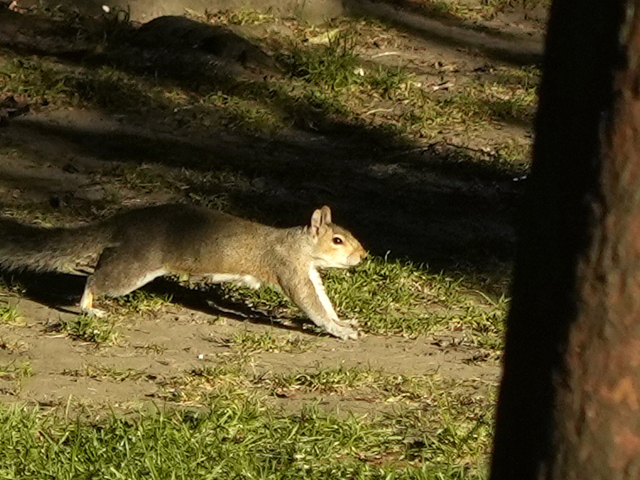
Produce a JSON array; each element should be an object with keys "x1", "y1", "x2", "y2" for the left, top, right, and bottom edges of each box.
[{"x1": 0, "y1": 218, "x2": 112, "y2": 273}]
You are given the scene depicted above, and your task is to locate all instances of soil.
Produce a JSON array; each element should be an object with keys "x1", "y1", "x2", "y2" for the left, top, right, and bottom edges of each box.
[
  {"x1": 0, "y1": 1, "x2": 544, "y2": 414},
  {"x1": 0, "y1": 294, "x2": 499, "y2": 411}
]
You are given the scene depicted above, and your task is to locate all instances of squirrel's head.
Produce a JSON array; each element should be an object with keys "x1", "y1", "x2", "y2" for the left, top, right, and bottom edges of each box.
[{"x1": 308, "y1": 206, "x2": 367, "y2": 268}]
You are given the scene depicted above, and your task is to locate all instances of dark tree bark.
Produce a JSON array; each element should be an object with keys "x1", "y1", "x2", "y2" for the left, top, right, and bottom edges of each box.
[{"x1": 490, "y1": 0, "x2": 640, "y2": 478}]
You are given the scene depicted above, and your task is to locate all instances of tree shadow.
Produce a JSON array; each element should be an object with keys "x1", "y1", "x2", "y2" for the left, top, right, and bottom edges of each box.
[
  {"x1": 342, "y1": 0, "x2": 544, "y2": 67},
  {"x1": 4, "y1": 114, "x2": 521, "y2": 268},
  {"x1": 354, "y1": 0, "x2": 546, "y2": 39},
  {"x1": 0, "y1": 7, "x2": 525, "y2": 273}
]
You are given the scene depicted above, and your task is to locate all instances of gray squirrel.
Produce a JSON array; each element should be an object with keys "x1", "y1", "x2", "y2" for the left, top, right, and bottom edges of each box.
[{"x1": 0, "y1": 204, "x2": 367, "y2": 339}]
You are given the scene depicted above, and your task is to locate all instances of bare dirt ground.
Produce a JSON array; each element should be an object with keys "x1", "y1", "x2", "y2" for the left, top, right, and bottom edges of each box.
[
  {"x1": 0, "y1": 293, "x2": 498, "y2": 412},
  {"x1": 0, "y1": 1, "x2": 544, "y2": 415}
]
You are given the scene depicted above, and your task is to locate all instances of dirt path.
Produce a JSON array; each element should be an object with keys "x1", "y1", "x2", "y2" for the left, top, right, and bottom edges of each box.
[{"x1": 0, "y1": 294, "x2": 499, "y2": 410}]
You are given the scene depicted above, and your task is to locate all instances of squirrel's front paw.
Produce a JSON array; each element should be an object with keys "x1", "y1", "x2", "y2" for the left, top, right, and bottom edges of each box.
[{"x1": 326, "y1": 321, "x2": 359, "y2": 340}]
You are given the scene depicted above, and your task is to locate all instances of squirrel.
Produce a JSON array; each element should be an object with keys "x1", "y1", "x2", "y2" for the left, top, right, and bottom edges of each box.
[{"x1": 0, "y1": 204, "x2": 367, "y2": 340}]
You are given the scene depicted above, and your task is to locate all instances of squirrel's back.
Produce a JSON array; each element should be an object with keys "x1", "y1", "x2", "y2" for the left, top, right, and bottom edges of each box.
[
  {"x1": 0, "y1": 205, "x2": 285, "y2": 277},
  {"x1": 108, "y1": 204, "x2": 304, "y2": 282}
]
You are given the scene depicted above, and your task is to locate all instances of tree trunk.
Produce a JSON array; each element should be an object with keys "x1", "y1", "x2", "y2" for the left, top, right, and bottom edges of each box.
[{"x1": 489, "y1": 0, "x2": 640, "y2": 478}]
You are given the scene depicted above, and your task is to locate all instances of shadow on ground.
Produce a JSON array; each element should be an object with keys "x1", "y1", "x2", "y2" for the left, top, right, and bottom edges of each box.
[
  {"x1": 343, "y1": 0, "x2": 544, "y2": 66},
  {"x1": 0, "y1": 268, "x2": 312, "y2": 335},
  {"x1": 0, "y1": 5, "x2": 526, "y2": 275}
]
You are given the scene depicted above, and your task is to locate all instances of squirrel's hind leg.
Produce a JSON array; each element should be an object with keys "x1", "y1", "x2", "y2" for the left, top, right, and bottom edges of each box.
[
  {"x1": 79, "y1": 287, "x2": 107, "y2": 317},
  {"x1": 79, "y1": 247, "x2": 166, "y2": 315}
]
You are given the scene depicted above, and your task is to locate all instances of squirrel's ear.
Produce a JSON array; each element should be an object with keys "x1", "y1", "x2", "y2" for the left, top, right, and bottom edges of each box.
[
  {"x1": 320, "y1": 206, "x2": 332, "y2": 224},
  {"x1": 310, "y1": 206, "x2": 331, "y2": 236}
]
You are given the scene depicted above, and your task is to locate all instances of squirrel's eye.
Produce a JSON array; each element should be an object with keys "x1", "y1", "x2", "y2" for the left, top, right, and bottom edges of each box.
[{"x1": 332, "y1": 236, "x2": 343, "y2": 245}]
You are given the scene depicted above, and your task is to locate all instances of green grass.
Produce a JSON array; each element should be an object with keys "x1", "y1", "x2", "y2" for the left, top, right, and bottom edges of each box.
[
  {"x1": 274, "y1": 25, "x2": 538, "y2": 143},
  {"x1": 165, "y1": 363, "x2": 251, "y2": 404},
  {"x1": 0, "y1": 361, "x2": 32, "y2": 395},
  {"x1": 49, "y1": 314, "x2": 118, "y2": 344},
  {"x1": 2, "y1": 19, "x2": 538, "y2": 137},
  {"x1": 112, "y1": 290, "x2": 174, "y2": 316},
  {"x1": 280, "y1": 32, "x2": 364, "y2": 90},
  {"x1": 61, "y1": 365, "x2": 150, "y2": 382},
  {"x1": 262, "y1": 365, "x2": 443, "y2": 401},
  {"x1": 0, "y1": 301, "x2": 22, "y2": 325},
  {"x1": 0, "y1": 57, "x2": 70, "y2": 103},
  {"x1": 202, "y1": 8, "x2": 277, "y2": 25},
  {"x1": 164, "y1": 357, "x2": 496, "y2": 418},
  {"x1": 398, "y1": 77, "x2": 537, "y2": 139},
  {"x1": 0, "y1": 14, "x2": 538, "y2": 173},
  {"x1": 267, "y1": 365, "x2": 379, "y2": 394},
  {"x1": 329, "y1": 258, "x2": 507, "y2": 345},
  {"x1": 216, "y1": 257, "x2": 507, "y2": 346},
  {"x1": 0, "y1": 390, "x2": 491, "y2": 479},
  {"x1": 0, "y1": 55, "x2": 171, "y2": 124},
  {"x1": 209, "y1": 330, "x2": 315, "y2": 354},
  {"x1": 260, "y1": 366, "x2": 496, "y2": 407},
  {"x1": 0, "y1": 361, "x2": 32, "y2": 382}
]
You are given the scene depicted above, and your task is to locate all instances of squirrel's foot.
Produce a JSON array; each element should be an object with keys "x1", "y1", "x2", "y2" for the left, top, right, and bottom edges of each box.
[
  {"x1": 325, "y1": 320, "x2": 360, "y2": 340},
  {"x1": 83, "y1": 307, "x2": 107, "y2": 318},
  {"x1": 341, "y1": 318, "x2": 360, "y2": 328}
]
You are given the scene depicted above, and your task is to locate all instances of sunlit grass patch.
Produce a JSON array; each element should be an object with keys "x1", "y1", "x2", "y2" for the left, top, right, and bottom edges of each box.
[
  {"x1": 280, "y1": 32, "x2": 364, "y2": 91},
  {"x1": 61, "y1": 364, "x2": 150, "y2": 382},
  {"x1": 266, "y1": 365, "x2": 377, "y2": 395},
  {"x1": 197, "y1": 87, "x2": 287, "y2": 131},
  {"x1": 209, "y1": 330, "x2": 315, "y2": 354},
  {"x1": 366, "y1": 64, "x2": 414, "y2": 99},
  {"x1": 0, "y1": 53, "x2": 162, "y2": 110},
  {"x1": 0, "y1": 385, "x2": 492, "y2": 479},
  {"x1": 65, "y1": 66, "x2": 162, "y2": 110},
  {"x1": 210, "y1": 256, "x2": 507, "y2": 346},
  {"x1": 1, "y1": 17, "x2": 537, "y2": 174},
  {"x1": 112, "y1": 290, "x2": 174, "y2": 316},
  {"x1": 324, "y1": 257, "x2": 507, "y2": 342},
  {"x1": 0, "y1": 301, "x2": 22, "y2": 326},
  {"x1": 391, "y1": 400, "x2": 494, "y2": 472},
  {"x1": 0, "y1": 360, "x2": 32, "y2": 382},
  {"x1": 159, "y1": 361, "x2": 253, "y2": 404},
  {"x1": 166, "y1": 361, "x2": 485, "y2": 411},
  {"x1": 201, "y1": 8, "x2": 277, "y2": 26},
  {"x1": 448, "y1": 81, "x2": 538, "y2": 123},
  {"x1": 48, "y1": 314, "x2": 118, "y2": 344},
  {"x1": 451, "y1": 302, "x2": 508, "y2": 350},
  {"x1": 278, "y1": 29, "x2": 414, "y2": 100},
  {"x1": 491, "y1": 139, "x2": 532, "y2": 164},
  {"x1": 385, "y1": 0, "x2": 549, "y2": 25},
  {"x1": 261, "y1": 365, "x2": 496, "y2": 406},
  {"x1": 399, "y1": 79, "x2": 538, "y2": 140}
]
